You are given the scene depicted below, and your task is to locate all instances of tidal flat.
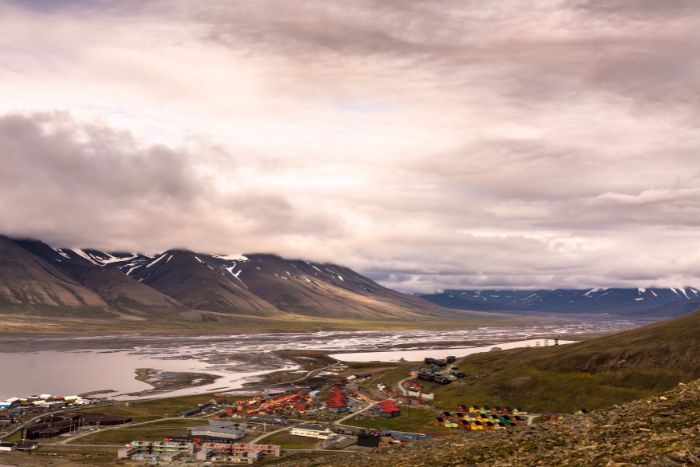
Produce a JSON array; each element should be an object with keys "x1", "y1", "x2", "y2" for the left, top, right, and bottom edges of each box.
[{"x1": 0, "y1": 319, "x2": 643, "y2": 400}]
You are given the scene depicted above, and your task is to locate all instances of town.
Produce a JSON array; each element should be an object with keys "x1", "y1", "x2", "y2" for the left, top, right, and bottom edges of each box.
[{"x1": 0, "y1": 355, "x2": 564, "y2": 465}]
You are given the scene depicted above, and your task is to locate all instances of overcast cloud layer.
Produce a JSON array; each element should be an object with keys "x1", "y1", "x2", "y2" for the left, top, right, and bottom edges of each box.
[{"x1": 1, "y1": 0, "x2": 700, "y2": 292}]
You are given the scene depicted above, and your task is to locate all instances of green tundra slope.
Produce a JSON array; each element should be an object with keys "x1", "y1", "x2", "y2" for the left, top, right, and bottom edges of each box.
[{"x1": 426, "y1": 308, "x2": 700, "y2": 412}]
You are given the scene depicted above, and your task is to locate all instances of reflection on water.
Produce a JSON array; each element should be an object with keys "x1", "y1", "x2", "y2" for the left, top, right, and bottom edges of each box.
[{"x1": 0, "y1": 319, "x2": 644, "y2": 400}]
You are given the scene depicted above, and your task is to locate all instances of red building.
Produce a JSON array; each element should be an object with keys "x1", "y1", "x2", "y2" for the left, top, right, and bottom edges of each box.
[
  {"x1": 378, "y1": 400, "x2": 401, "y2": 418},
  {"x1": 326, "y1": 385, "x2": 349, "y2": 413}
]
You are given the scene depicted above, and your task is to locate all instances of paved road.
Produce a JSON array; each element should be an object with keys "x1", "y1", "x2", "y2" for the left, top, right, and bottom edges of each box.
[
  {"x1": 335, "y1": 401, "x2": 376, "y2": 425},
  {"x1": 250, "y1": 422, "x2": 303, "y2": 444},
  {"x1": 397, "y1": 377, "x2": 411, "y2": 396}
]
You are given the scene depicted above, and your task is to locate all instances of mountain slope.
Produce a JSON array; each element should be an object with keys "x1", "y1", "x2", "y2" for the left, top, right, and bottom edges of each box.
[
  {"x1": 0, "y1": 236, "x2": 111, "y2": 316},
  {"x1": 104, "y1": 250, "x2": 462, "y2": 320},
  {"x1": 428, "y1": 308, "x2": 700, "y2": 412},
  {"x1": 114, "y1": 250, "x2": 282, "y2": 317},
  {"x1": 288, "y1": 380, "x2": 700, "y2": 467},
  {"x1": 12, "y1": 239, "x2": 185, "y2": 316},
  {"x1": 0, "y1": 234, "x2": 472, "y2": 327},
  {"x1": 233, "y1": 254, "x2": 459, "y2": 319},
  {"x1": 421, "y1": 287, "x2": 700, "y2": 317}
]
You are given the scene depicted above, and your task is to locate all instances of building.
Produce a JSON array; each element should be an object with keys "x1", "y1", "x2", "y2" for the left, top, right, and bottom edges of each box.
[
  {"x1": 397, "y1": 396, "x2": 425, "y2": 406},
  {"x1": 189, "y1": 421, "x2": 245, "y2": 443},
  {"x1": 381, "y1": 430, "x2": 431, "y2": 442},
  {"x1": 377, "y1": 400, "x2": 400, "y2": 418},
  {"x1": 118, "y1": 441, "x2": 194, "y2": 462},
  {"x1": 0, "y1": 414, "x2": 16, "y2": 425},
  {"x1": 417, "y1": 372, "x2": 451, "y2": 385},
  {"x1": 326, "y1": 385, "x2": 349, "y2": 413},
  {"x1": 291, "y1": 423, "x2": 334, "y2": 439},
  {"x1": 407, "y1": 389, "x2": 434, "y2": 401},
  {"x1": 23, "y1": 412, "x2": 131, "y2": 439},
  {"x1": 357, "y1": 433, "x2": 381, "y2": 448},
  {"x1": 195, "y1": 442, "x2": 281, "y2": 464}
]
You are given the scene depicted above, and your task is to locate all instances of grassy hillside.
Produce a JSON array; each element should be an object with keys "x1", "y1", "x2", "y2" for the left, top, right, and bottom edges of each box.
[
  {"x1": 430, "y1": 309, "x2": 700, "y2": 412},
  {"x1": 285, "y1": 379, "x2": 700, "y2": 466}
]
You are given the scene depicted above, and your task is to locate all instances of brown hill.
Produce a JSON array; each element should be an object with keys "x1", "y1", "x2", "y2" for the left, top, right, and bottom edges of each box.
[
  {"x1": 124, "y1": 250, "x2": 282, "y2": 317},
  {"x1": 0, "y1": 236, "x2": 110, "y2": 317},
  {"x1": 234, "y1": 254, "x2": 459, "y2": 320},
  {"x1": 11, "y1": 238, "x2": 186, "y2": 317}
]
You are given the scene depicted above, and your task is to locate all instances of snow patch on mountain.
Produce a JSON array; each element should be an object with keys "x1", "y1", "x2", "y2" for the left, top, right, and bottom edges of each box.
[{"x1": 146, "y1": 254, "x2": 167, "y2": 268}]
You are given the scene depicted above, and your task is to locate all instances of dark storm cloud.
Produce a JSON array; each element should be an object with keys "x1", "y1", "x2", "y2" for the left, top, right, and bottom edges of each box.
[
  {"x1": 1, "y1": 1, "x2": 700, "y2": 291},
  {"x1": 0, "y1": 113, "x2": 339, "y2": 253}
]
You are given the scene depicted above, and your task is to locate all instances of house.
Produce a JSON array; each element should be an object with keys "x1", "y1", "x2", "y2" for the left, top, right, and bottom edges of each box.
[
  {"x1": 377, "y1": 400, "x2": 400, "y2": 418},
  {"x1": 290, "y1": 423, "x2": 334, "y2": 439},
  {"x1": 326, "y1": 385, "x2": 349, "y2": 413},
  {"x1": 396, "y1": 396, "x2": 425, "y2": 406},
  {"x1": 357, "y1": 433, "x2": 380, "y2": 448}
]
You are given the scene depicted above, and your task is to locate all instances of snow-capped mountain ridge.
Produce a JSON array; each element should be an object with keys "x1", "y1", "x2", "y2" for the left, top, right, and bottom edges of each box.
[
  {"x1": 420, "y1": 287, "x2": 700, "y2": 317},
  {"x1": 2, "y1": 235, "x2": 460, "y2": 322}
]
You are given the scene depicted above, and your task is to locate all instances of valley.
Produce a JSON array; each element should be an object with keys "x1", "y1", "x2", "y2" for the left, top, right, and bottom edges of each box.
[{"x1": 1, "y1": 311, "x2": 698, "y2": 465}]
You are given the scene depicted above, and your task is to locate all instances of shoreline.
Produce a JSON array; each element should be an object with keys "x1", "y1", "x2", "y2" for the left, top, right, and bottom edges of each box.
[{"x1": 0, "y1": 320, "x2": 645, "y2": 401}]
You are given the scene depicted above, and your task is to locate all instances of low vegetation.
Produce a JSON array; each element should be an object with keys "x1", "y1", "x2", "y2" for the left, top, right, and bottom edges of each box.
[
  {"x1": 430, "y1": 309, "x2": 700, "y2": 413},
  {"x1": 68, "y1": 419, "x2": 203, "y2": 445},
  {"x1": 342, "y1": 407, "x2": 435, "y2": 433},
  {"x1": 258, "y1": 431, "x2": 319, "y2": 450},
  {"x1": 80, "y1": 394, "x2": 215, "y2": 422}
]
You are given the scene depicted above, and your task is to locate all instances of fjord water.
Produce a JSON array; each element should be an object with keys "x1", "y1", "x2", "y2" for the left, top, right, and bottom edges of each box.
[{"x1": 0, "y1": 320, "x2": 640, "y2": 400}]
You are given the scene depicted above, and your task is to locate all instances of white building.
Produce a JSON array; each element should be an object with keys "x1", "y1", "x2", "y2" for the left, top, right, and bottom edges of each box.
[{"x1": 290, "y1": 423, "x2": 334, "y2": 439}]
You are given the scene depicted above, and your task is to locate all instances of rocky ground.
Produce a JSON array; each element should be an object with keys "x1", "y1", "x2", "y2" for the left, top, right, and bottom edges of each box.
[{"x1": 279, "y1": 379, "x2": 700, "y2": 466}]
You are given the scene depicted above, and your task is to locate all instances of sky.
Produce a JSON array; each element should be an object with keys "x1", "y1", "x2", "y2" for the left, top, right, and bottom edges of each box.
[{"x1": 1, "y1": 0, "x2": 699, "y2": 293}]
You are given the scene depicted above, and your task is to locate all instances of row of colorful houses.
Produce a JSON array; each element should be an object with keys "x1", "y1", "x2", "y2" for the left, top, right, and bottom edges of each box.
[
  {"x1": 435, "y1": 410, "x2": 527, "y2": 430},
  {"x1": 455, "y1": 405, "x2": 528, "y2": 415}
]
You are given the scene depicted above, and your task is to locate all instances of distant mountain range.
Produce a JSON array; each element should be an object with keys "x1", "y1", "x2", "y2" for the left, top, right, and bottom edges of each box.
[
  {"x1": 0, "y1": 234, "x2": 465, "y2": 328},
  {"x1": 420, "y1": 287, "x2": 700, "y2": 317}
]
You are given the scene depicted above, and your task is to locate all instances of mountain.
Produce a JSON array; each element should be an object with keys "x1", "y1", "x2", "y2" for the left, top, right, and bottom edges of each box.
[
  {"x1": 0, "y1": 234, "x2": 474, "y2": 330},
  {"x1": 107, "y1": 249, "x2": 281, "y2": 317},
  {"x1": 0, "y1": 235, "x2": 111, "y2": 317},
  {"x1": 229, "y1": 254, "x2": 455, "y2": 319},
  {"x1": 104, "y1": 250, "x2": 458, "y2": 320},
  {"x1": 420, "y1": 287, "x2": 700, "y2": 317},
  {"x1": 11, "y1": 238, "x2": 185, "y2": 317}
]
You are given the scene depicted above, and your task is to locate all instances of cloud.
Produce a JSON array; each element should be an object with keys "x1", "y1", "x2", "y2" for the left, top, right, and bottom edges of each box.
[{"x1": 0, "y1": 0, "x2": 700, "y2": 292}]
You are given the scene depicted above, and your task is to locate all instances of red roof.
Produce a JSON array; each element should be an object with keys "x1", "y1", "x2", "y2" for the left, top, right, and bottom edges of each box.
[
  {"x1": 327, "y1": 385, "x2": 348, "y2": 409},
  {"x1": 378, "y1": 400, "x2": 400, "y2": 412}
]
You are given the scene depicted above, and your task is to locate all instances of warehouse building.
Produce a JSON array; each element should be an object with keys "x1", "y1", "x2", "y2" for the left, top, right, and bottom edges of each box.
[{"x1": 188, "y1": 420, "x2": 245, "y2": 443}]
